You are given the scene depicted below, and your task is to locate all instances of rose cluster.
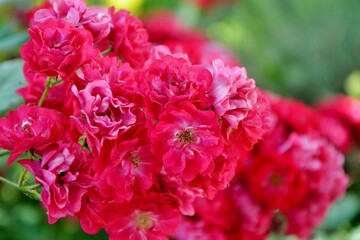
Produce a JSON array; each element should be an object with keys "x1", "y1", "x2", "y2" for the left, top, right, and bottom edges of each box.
[
  {"x1": 145, "y1": 17, "x2": 349, "y2": 238},
  {"x1": 173, "y1": 93, "x2": 349, "y2": 239},
  {"x1": 0, "y1": 0, "x2": 351, "y2": 239},
  {"x1": 143, "y1": 13, "x2": 349, "y2": 239},
  {"x1": 0, "y1": 0, "x2": 270, "y2": 239}
]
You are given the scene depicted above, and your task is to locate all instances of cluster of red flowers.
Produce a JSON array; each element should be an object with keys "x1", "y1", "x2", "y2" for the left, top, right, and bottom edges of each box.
[
  {"x1": 0, "y1": 0, "x2": 350, "y2": 239},
  {"x1": 142, "y1": 13, "x2": 349, "y2": 240},
  {"x1": 0, "y1": 0, "x2": 269, "y2": 239},
  {"x1": 173, "y1": 93, "x2": 349, "y2": 240}
]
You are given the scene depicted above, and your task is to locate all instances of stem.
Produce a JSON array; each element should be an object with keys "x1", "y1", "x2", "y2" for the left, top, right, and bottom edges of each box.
[
  {"x1": 38, "y1": 78, "x2": 51, "y2": 107},
  {"x1": 0, "y1": 176, "x2": 19, "y2": 189},
  {"x1": 101, "y1": 45, "x2": 113, "y2": 56},
  {"x1": 38, "y1": 77, "x2": 63, "y2": 107},
  {"x1": 18, "y1": 168, "x2": 28, "y2": 187},
  {"x1": 0, "y1": 176, "x2": 41, "y2": 201}
]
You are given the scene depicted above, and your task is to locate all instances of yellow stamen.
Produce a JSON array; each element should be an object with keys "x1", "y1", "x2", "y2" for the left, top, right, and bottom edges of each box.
[
  {"x1": 176, "y1": 130, "x2": 193, "y2": 143},
  {"x1": 135, "y1": 212, "x2": 154, "y2": 230}
]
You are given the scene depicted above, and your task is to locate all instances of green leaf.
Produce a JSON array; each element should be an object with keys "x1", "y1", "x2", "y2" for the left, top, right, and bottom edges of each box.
[
  {"x1": 0, "y1": 0, "x2": 28, "y2": 4},
  {"x1": 344, "y1": 70, "x2": 360, "y2": 98},
  {"x1": 0, "y1": 59, "x2": 25, "y2": 116},
  {"x1": 318, "y1": 194, "x2": 360, "y2": 231},
  {"x1": 0, "y1": 31, "x2": 28, "y2": 53}
]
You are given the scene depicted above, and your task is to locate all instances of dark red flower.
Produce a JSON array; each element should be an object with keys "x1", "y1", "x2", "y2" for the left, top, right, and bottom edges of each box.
[
  {"x1": 317, "y1": 94, "x2": 360, "y2": 152},
  {"x1": 246, "y1": 153, "x2": 307, "y2": 211}
]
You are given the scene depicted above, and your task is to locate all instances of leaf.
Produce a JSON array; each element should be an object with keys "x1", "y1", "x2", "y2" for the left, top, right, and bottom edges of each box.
[
  {"x1": 0, "y1": 59, "x2": 25, "y2": 116},
  {"x1": 318, "y1": 194, "x2": 360, "y2": 231},
  {"x1": 0, "y1": 32, "x2": 28, "y2": 53},
  {"x1": 344, "y1": 70, "x2": 360, "y2": 98},
  {"x1": 0, "y1": 0, "x2": 28, "y2": 4}
]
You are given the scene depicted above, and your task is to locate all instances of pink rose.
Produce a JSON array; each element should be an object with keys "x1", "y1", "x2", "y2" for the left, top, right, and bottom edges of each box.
[
  {"x1": 209, "y1": 59, "x2": 257, "y2": 131},
  {"x1": 19, "y1": 142, "x2": 93, "y2": 223}
]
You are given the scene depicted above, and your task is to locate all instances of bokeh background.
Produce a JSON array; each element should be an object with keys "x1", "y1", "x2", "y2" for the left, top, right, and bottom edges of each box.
[{"x1": 1, "y1": 0, "x2": 360, "y2": 239}]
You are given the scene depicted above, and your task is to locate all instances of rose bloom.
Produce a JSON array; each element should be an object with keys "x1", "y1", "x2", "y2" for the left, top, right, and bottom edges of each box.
[
  {"x1": 72, "y1": 80, "x2": 136, "y2": 153},
  {"x1": 209, "y1": 59, "x2": 257, "y2": 134},
  {"x1": 111, "y1": 9, "x2": 151, "y2": 68},
  {"x1": 0, "y1": 105, "x2": 64, "y2": 165},
  {"x1": 138, "y1": 53, "x2": 212, "y2": 119},
  {"x1": 31, "y1": 0, "x2": 87, "y2": 26},
  {"x1": 246, "y1": 153, "x2": 307, "y2": 211},
  {"x1": 317, "y1": 94, "x2": 360, "y2": 152},
  {"x1": 151, "y1": 102, "x2": 224, "y2": 182},
  {"x1": 21, "y1": 18, "x2": 99, "y2": 80},
  {"x1": 229, "y1": 89, "x2": 271, "y2": 151},
  {"x1": 19, "y1": 142, "x2": 93, "y2": 223},
  {"x1": 104, "y1": 193, "x2": 181, "y2": 240},
  {"x1": 97, "y1": 133, "x2": 162, "y2": 203},
  {"x1": 81, "y1": 6, "x2": 112, "y2": 45}
]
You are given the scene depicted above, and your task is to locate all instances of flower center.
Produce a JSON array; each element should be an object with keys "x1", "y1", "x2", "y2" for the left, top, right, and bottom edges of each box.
[
  {"x1": 269, "y1": 173, "x2": 283, "y2": 187},
  {"x1": 129, "y1": 152, "x2": 140, "y2": 168},
  {"x1": 135, "y1": 212, "x2": 154, "y2": 230},
  {"x1": 176, "y1": 130, "x2": 193, "y2": 143},
  {"x1": 20, "y1": 119, "x2": 34, "y2": 137}
]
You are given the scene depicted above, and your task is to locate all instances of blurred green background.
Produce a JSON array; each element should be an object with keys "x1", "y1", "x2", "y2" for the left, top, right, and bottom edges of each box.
[{"x1": 1, "y1": 0, "x2": 360, "y2": 239}]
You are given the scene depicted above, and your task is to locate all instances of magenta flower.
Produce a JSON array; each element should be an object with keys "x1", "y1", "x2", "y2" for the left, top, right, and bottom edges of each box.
[
  {"x1": 140, "y1": 54, "x2": 213, "y2": 119},
  {"x1": 50, "y1": 0, "x2": 87, "y2": 23},
  {"x1": 19, "y1": 142, "x2": 93, "y2": 223},
  {"x1": 111, "y1": 9, "x2": 151, "y2": 68},
  {"x1": 97, "y1": 135, "x2": 162, "y2": 202},
  {"x1": 151, "y1": 102, "x2": 224, "y2": 182},
  {"x1": 0, "y1": 105, "x2": 64, "y2": 166},
  {"x1": 81, "y1": 6, "x2": 112, "y2": 45},
  {"x1": 72, "y1": 80, "x2": 136, "y2": 152},
  {"x1": 173, "y1": 218, "x2": 227, "y2": 240},
  {"x1": 104, "y1": 194, "x2": 181, "y2": 240},
  {"x1": 3, "y1": 1, "x2": 281, "y2": 239},
  {"x1": 209, "y1": 59, "x2": 257, "y2": 131},
  {"x1": 21, "y1": 18, "x2": 98, "y2": 80},
  {"x1": 283, "y1": 134, "x2": 348, "y2": 238}
]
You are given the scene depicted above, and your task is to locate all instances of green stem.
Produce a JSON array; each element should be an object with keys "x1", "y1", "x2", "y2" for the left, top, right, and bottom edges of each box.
[
  {"x1": 38, "y1": 77, "x2": 63, "y2": 107},
  {"x1": 101, "y1": 45, "x2": 113, "y2": 56},
  {"x1": 25, "y1": 184, "x2": 42, "y2": 190},
  {"x1": 38, "y1": 79, "x2": 51, "y2": 107},
  {"x1": 0, "y1": 176, "x2": 41, "y2": 201},
  {"x1": 18, "y1": 168, "x2": 28, "y2": 187},
  {"x1": 0, "y1": 176, "x2": 19, "y2": 189}
]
